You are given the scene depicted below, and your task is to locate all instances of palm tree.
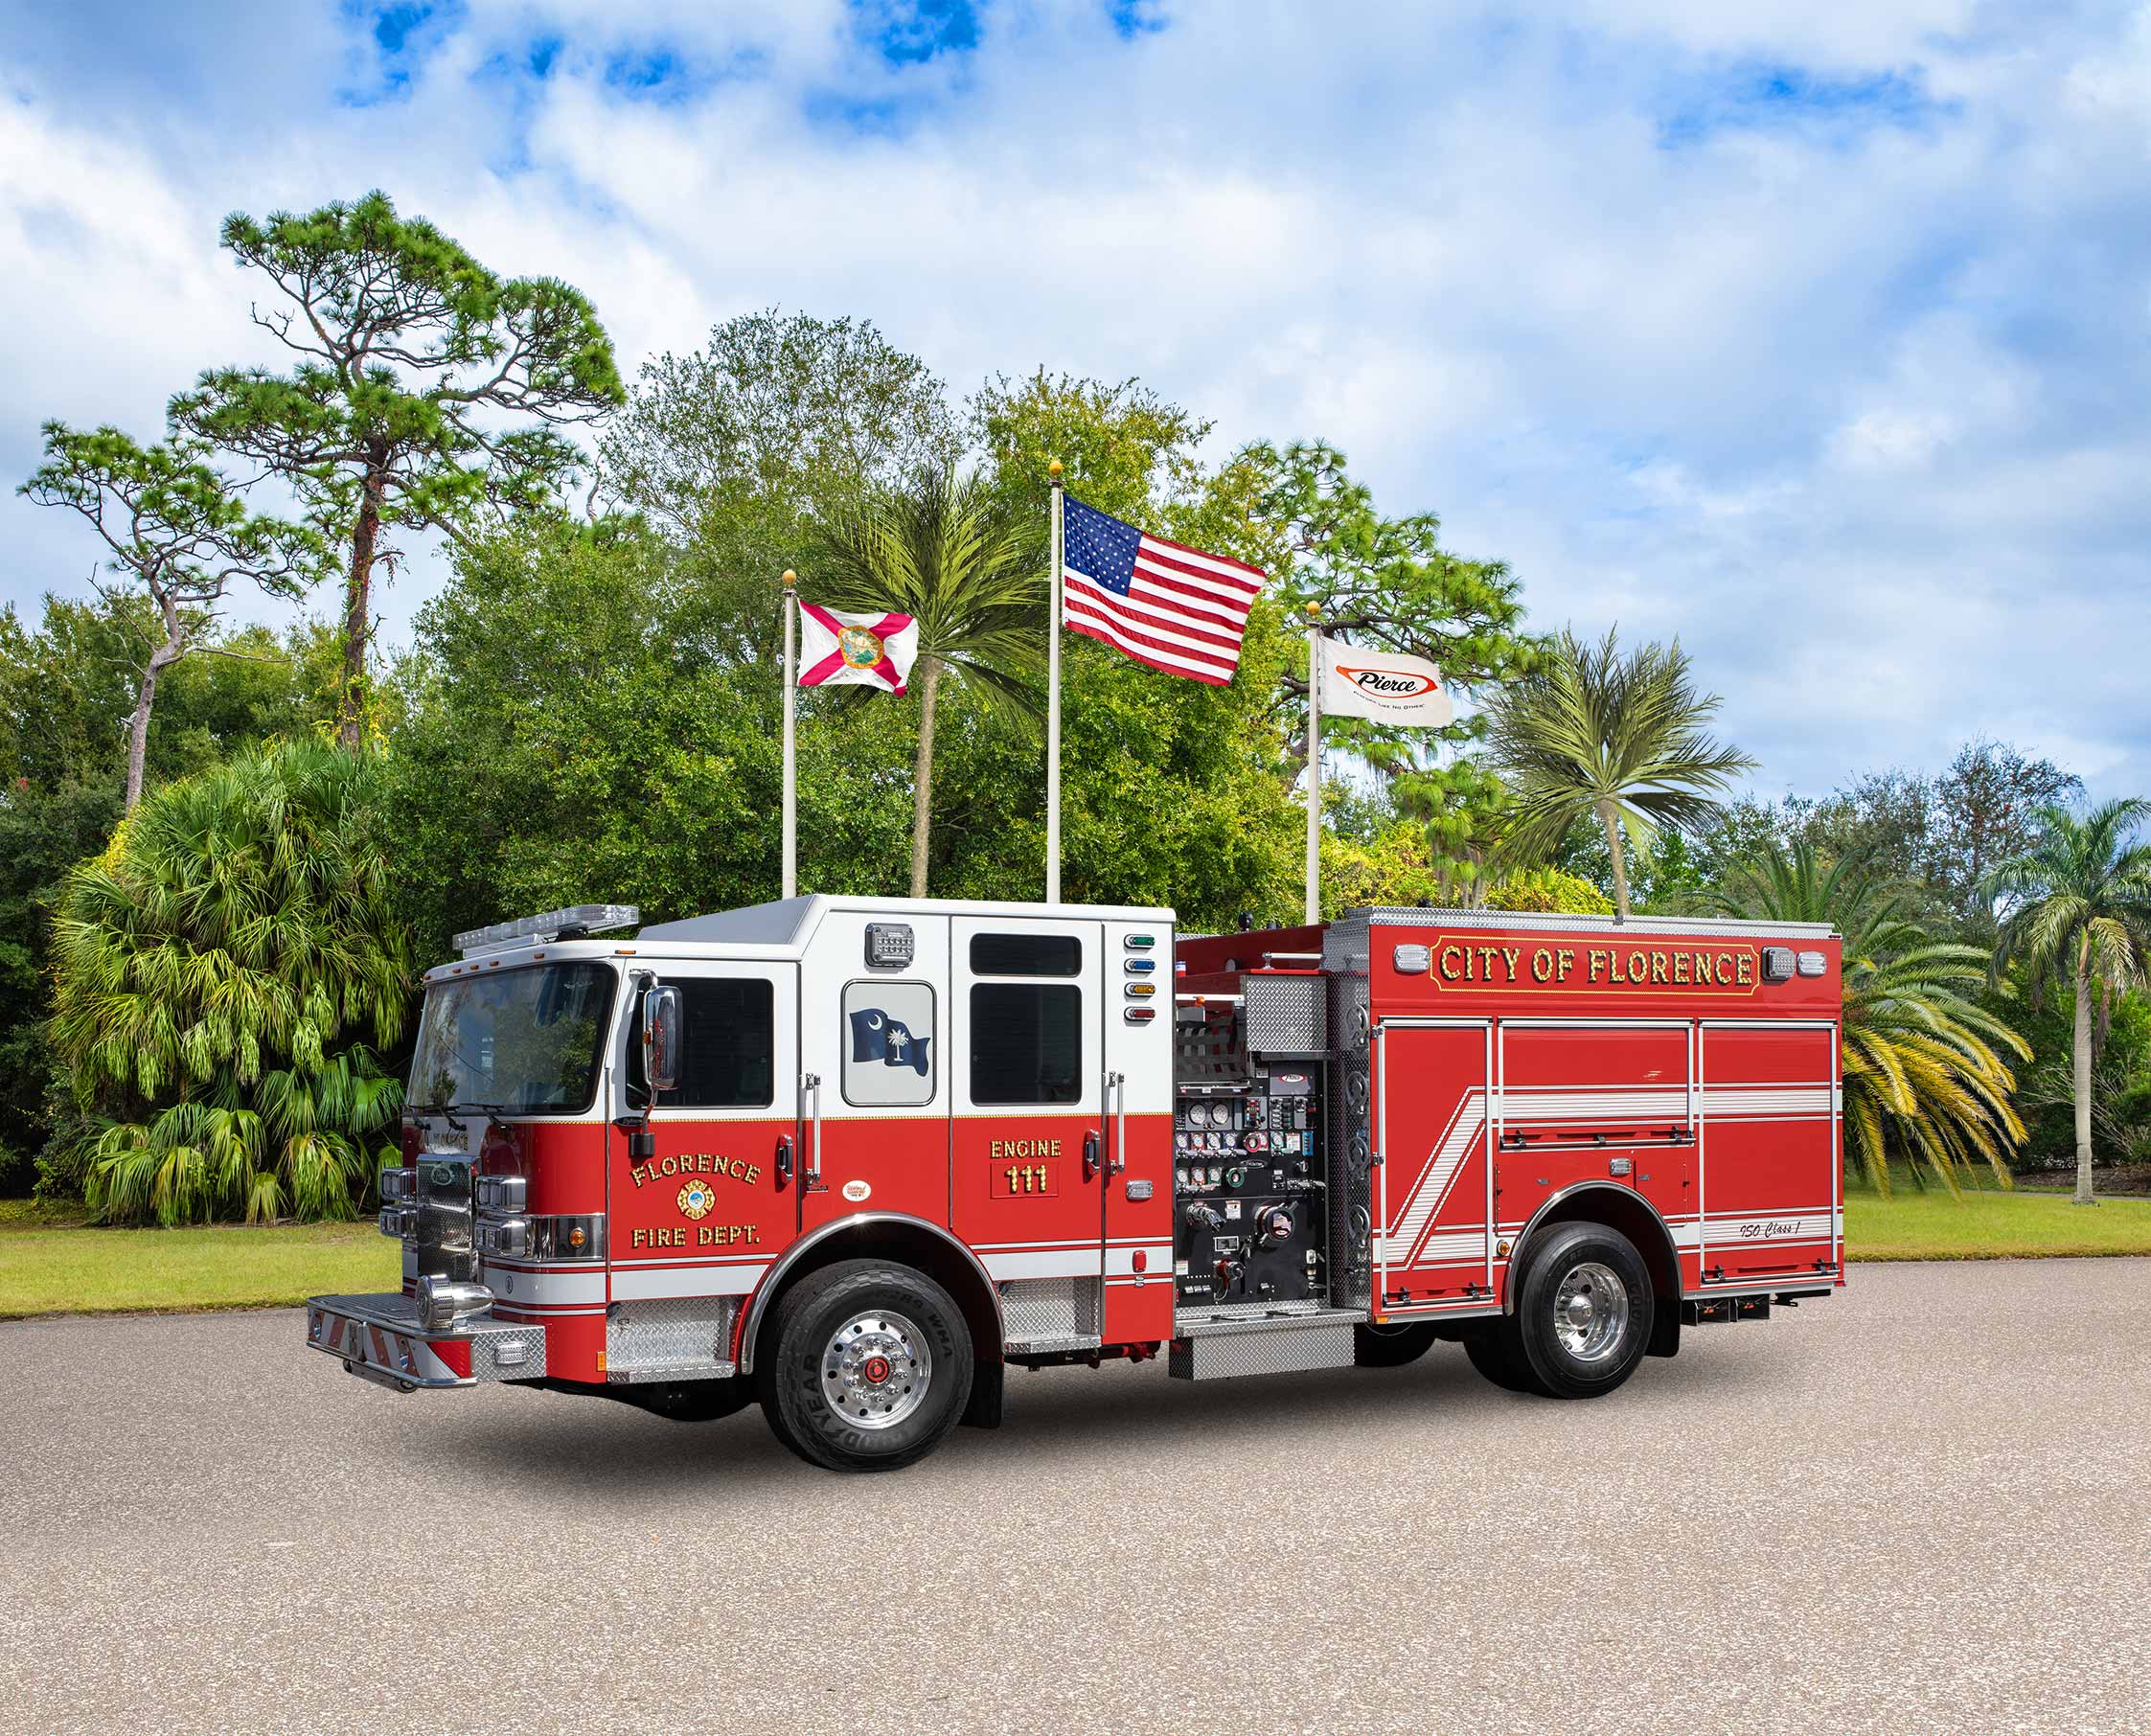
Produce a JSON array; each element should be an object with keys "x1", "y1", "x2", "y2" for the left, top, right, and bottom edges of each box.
[
  {"x1": 1711, "y1": 839, "x2": 2027, "y2": 1195},
  {"x1": 812, "y1": 468, "x2": 1044, "y2": 897},
  {"x1": 1984, "y1": 800, "x2": 2151, "y2": 1205},
  {"x1": 49, "y1": 741, "x2": 412, "y2": 1223},
  {"x1": 1484, "y1": 627, "x2": 1754, "y2": 918}
]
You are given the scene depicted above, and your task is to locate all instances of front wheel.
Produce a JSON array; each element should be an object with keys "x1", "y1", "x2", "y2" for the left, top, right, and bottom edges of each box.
[
  {"x1": 1508, "y1": 1222, "x2": 1654, "y2": 1400},
  {"x1": 757, "y1": 1260, "x2": 973, "y2": 1473}
]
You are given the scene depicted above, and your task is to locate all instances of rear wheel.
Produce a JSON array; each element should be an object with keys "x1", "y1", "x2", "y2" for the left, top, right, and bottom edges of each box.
[
  {"x1": 757, "y1": 1260, "x2": 973, "y2": 1473},
  {"x1": 1353, "y1": 1320, "x2": 1438, "y2": 1367},
  {"x1": 1507, "y1": 1222, "x2": 1654, "y2": 1400}
]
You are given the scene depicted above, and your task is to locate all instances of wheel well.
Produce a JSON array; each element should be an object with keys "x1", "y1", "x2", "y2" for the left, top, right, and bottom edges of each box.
[
  {"x1": 739, "y1": 1218, "x2": 1002, "y2": 1376},
  {"x1": 1510, "y1": 1184, "x2": 1682, "y2": 1315}
]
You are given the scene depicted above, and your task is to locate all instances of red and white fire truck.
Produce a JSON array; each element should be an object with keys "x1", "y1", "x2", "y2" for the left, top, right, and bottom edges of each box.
[{"x1": 309, "y1": 894, "x2": 1843, "y2": 1471}]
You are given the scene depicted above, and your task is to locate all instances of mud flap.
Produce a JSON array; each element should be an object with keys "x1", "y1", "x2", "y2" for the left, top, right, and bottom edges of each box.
[
  {"x1": 1647, "y1": 1303, "x2": 1680, "y2": 1359},
  {"x1": 960, "y1": 1358, "x2": 1004, "y2": 1428}
]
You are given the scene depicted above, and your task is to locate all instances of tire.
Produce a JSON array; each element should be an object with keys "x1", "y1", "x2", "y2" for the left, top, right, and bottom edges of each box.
[
  {"x1": 1353, "y1": 1320, "x2": 1438, "y2": 1368},
  {"x1": 756, "y1": 1260, "x2": 973, "y2": 1473},
  {"x1": 1507, "y1": 1222, "x2": 1654, "y2": 1400},
  {"x1": 1462, "y1": 1320, "x2": 1543, "y2": 1393}
]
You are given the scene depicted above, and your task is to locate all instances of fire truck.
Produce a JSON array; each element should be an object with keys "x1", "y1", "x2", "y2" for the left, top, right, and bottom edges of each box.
[{"x1": 309, "y1": 894, "x2": 1844, "y2": 1472}]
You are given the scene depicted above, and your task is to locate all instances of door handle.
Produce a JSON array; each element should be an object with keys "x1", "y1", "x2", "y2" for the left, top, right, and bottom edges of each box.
[
  {"x1": 1107, "y1": 1071, "x2": 1127, "y2": 1175},
  {"x1": 775, "y1": 1134, "x2": 793, "y2": 1185},
  {"x1": 1083, "y1": 1130, "x2": 1101, "y2": 1182},
  {"x1": 802, "y1": 1073, "x2": 824, "y2": 1191}
]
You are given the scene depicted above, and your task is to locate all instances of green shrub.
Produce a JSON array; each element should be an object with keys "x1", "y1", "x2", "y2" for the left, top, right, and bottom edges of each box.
[{"x1": 49, "y1": 742, "x2": 411, "y2": 1224}]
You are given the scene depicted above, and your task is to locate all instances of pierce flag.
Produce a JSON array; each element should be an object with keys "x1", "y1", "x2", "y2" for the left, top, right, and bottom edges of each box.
[
  {"x1": 1316, "y1": 636, "x2": 1454, "y2": 727},
  {"x1": 797, "y1": 605, "x2": 920, "y2": 695}
]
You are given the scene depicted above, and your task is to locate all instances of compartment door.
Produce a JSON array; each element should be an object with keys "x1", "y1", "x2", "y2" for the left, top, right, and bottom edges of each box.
[
  {"x1": 1374, "y1": 1020, "x2": 1494, "y2": 1313},
  {"x1": 1698, "y1": 1022, "x2": 1841, "y2": 1285},
  {"x1": 1497, "y1": 1021, "x2": 1696, "y2": 1286}
]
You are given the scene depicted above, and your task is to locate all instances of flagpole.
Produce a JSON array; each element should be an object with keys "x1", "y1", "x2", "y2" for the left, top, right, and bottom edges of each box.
[
  {"x1": 1045, "y1": 458, "x2": 1064, "y2": 906},
  {"x1": 1304, "y1": 602, "x2": 1322, "y2": 925},
  {"x1": 781, "y1": 569, "x2": 798, "y2": 902}
]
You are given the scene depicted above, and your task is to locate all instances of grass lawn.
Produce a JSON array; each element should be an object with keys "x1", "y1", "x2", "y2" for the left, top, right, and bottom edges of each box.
[
  {"x1": 8, "y1": 1175, "x2": 2151, "y2": 1319},
  {"x1": 0, "y1": 1199, "x2": 399, "y2": 1319},
  {"x1": 1845, "y1": 1181, "x2": 2151, "y2": 1261}
]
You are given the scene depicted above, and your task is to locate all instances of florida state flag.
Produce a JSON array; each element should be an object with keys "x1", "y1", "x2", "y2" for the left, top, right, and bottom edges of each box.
[{"x1": 797, "y1": 605, "x2": 920, "y2": 695}]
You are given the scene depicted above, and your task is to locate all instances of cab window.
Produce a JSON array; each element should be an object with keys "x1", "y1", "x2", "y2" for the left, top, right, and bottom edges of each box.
[
  {"x1": 970, "y1": 983, "x2": 1082, "y2": 1104},
  {"x1": 628, "y1": 977, "x2": 774, "y2": 1108}
]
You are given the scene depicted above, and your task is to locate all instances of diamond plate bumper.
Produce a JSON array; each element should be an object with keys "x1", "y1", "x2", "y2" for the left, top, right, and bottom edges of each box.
[{"x1": 307, "y1": 1292, "x2": 547, "y2": 1390}]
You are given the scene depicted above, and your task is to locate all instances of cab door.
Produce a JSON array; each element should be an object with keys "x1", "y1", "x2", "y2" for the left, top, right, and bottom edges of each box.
[
  {"x1": 950, "y1": 915, "x2": 1106, "y2": 1346},
  {"x1": 610, "y1": 962, "x2": 799, "y2": 1306}
]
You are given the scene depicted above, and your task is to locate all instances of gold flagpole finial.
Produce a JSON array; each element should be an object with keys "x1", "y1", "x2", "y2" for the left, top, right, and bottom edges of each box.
[
  {"x1": 1047, "y1": 458, "x2": 1063, "y2": 481},
  {"x1": 1306, "y1": 602, "x2": 1321, "y2": 621},
  {"x1": 782, "y1": 569, "x2": 796, "y2": 589}
]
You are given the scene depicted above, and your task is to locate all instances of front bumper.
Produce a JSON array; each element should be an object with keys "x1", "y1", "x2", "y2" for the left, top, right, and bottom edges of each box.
[{"x1": 307, "y1": 1292, "x2": 548, "y2": 1391}]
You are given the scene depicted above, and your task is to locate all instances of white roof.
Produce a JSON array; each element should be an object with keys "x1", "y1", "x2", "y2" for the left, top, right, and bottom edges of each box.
[{"x1": 640, "y1": 893, "x2": 1175, "y2": 948}]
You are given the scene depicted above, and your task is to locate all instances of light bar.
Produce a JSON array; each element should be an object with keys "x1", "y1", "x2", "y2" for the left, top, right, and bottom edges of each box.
[{"x1": 454, "y1": 904, "x2": 639, "y2": 957}]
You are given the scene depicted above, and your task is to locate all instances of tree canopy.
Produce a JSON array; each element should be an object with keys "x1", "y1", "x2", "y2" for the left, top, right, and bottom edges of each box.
[{"x1": 171, "y1": 190, "x2": 625, "y2": 747}]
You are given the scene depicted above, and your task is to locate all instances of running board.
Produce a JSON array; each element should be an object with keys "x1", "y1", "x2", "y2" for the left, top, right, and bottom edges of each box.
[{"x1": 1168, "y1": 1308, "x2": 1363, "y2": 1382}]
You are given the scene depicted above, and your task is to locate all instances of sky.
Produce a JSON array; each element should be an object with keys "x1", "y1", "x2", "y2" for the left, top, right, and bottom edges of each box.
[{"x1": 2, "y1": 0, "x2": 2148, "y2": 803}]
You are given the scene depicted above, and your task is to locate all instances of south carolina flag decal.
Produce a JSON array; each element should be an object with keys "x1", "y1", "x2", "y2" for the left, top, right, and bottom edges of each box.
[{"x1": 798, "y1": 605, "x2": 920, "y2": 694}]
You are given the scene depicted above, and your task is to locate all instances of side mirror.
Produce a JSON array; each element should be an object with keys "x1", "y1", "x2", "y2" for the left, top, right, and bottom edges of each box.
[{"x1": 641, "y1": 985, "x2": 682, "y2": 1094}]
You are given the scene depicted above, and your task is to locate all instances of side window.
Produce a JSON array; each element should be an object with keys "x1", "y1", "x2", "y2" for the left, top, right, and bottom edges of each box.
[
  {"x1": 842, "y1": 980, "x2": 936, "y2": 1107},
  {"x1": 629, "y1": 977, "x2": 775, "y2": 1108},
  {"x1": 970, "y1": 983, "x2": 1082, "y2": 1105},
  {"x1": 970, "y1": 932, "x2": 1082, "y2": 976}
]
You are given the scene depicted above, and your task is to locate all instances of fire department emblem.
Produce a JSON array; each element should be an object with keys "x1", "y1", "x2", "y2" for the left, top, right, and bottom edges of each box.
[
  {"x1": 837, "y1": 625, "x2": 884, "y2": 669},
  {"x1": 677, "y1": 1179, "x2": 717, "y2": 1220}
]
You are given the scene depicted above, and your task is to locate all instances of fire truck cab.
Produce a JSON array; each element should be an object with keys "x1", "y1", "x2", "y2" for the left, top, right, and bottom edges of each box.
[{"x1": 310, "y1": 894, "x2": 1843, "y2": 1472}]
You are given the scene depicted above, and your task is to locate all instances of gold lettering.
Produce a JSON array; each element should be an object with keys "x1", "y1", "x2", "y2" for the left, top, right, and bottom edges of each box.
[
  {"x1": 1532, "y1": 948, "x2": 1554, "y2": 982},
  {"x1": 744, "y1": 1164, "x2": 761, "y2": 1185},
  {"x1": 1557, "y1": 948, "x2": 1575, "y2": 981},
  {"x1": 629, "y1": 1164, "x2": 649, "y2": 1190},
  {"x1": 1498, "y1": 947, "x2": 1518, "y2": 980},
  {"x1": 1651, "y1": 951, "x2": 1668, "y2": 984},
  {"x1": 1626, "y1": 950, "x2": 1646, "y2": 983},
  {"x1": 1673, "y1": 952, "x2": 1691, "y2": 985},
  {"x1": 1439, "y1": 944, "x2": 1463, "y2": 980},
  {"x1": 1714, "y1": 954, "x2": 1732, "y2": 985},
  {"x1": 632, "y1": 1228, "x2": 647, "y2": 1248},
  {"x1": 1478, "y1": 945, "x2": 1500, "y2": 979},
  {"x1": 1589, "y1": 949, "x2": 1608, "y2": 983},
  {"x1": 1736, "y1": 952, "x2": 1753, "y2": 985}
]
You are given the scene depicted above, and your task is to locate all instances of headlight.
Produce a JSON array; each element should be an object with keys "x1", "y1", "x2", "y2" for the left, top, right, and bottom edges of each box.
[{"x1": 473, "y1": 1174, "x2": 527, "y2": 1215}]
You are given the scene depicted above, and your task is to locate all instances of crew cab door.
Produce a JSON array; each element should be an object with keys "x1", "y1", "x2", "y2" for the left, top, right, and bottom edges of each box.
[
  {"x1": 611, "y1": 962, "x2": 800, "y2": 1306},
  {"x1": 950, "y1": 915, "x2": 1106, "y2": 1348}
]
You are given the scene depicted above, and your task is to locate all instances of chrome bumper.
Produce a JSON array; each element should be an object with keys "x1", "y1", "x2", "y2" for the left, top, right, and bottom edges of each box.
[{"x1": 307, "y1": 1292, "x2": 547, "y2": 1390}]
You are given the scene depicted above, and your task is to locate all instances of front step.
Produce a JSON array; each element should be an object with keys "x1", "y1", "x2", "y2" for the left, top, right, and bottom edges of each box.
[{"x1": 1167, "y1": 1308, "x2": 1364, "y2": 1381}]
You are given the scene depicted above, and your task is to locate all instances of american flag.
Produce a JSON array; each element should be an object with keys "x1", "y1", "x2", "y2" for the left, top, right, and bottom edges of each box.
[{"x1": 1061, "y1": 493, "x2": 1265, "y2": 685}]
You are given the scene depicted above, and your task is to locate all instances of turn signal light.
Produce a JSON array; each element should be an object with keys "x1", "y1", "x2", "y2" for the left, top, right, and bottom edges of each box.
[{"x1": 1125, "y1": 981, "x2": 1156, "y2": 998}]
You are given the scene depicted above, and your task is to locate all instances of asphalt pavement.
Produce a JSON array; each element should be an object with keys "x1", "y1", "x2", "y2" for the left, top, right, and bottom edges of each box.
[{"x1": 3, "y1": 1259, "x2": 2147, "y2": 1736}]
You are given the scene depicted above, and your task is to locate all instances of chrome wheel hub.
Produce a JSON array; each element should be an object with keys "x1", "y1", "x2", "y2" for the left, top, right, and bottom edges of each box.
[
  {"x1": 1551, "y1": 1262, "x2": 1629, "y2": 1364},
  {"x1": 821, "y1": 1310, "x2": 931, "y2": 1430}
]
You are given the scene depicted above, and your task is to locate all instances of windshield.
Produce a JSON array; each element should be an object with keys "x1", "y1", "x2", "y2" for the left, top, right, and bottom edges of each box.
[{"x1": 409, "y1": 962, "x2": 619, "y2": 1115}]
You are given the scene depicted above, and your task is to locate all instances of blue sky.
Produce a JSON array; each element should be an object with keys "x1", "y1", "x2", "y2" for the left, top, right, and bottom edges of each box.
[{"x1": 3, "y1": 0, "x2": 2148, "y2": 802}]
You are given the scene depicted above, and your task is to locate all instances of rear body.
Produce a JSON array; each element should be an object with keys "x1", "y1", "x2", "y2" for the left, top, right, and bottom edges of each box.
[{"x1": 311, "y1": 897, "x2": 1842, "y2": 1468}]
